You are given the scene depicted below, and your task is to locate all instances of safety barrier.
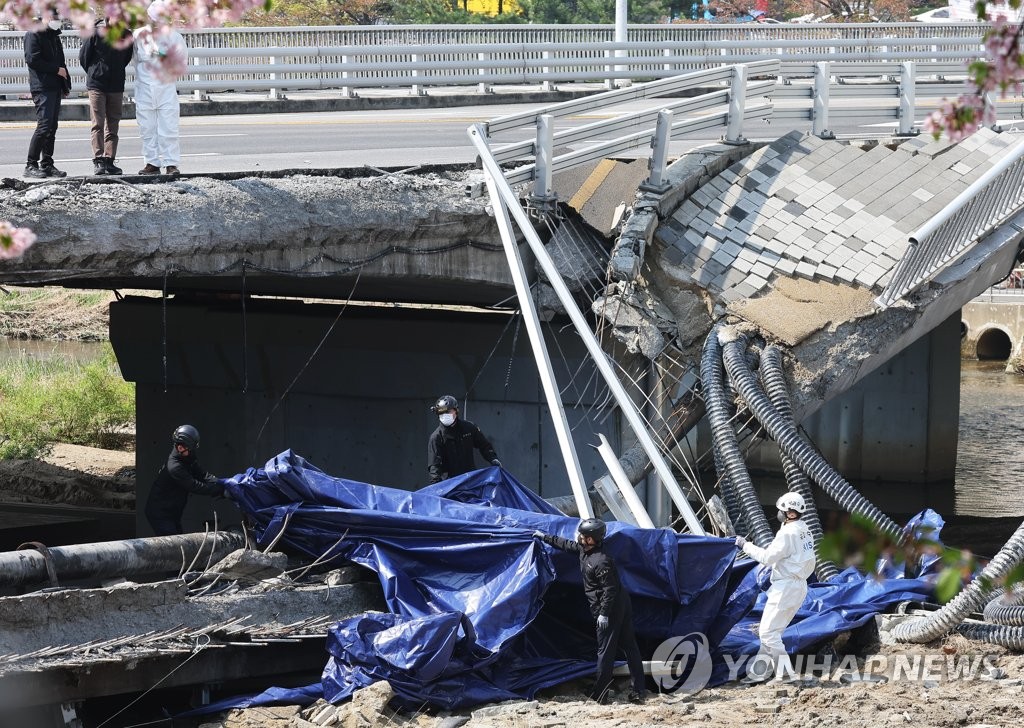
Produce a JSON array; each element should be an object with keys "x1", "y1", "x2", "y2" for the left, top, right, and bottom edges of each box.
[{"x1": 0, "y1": 22, "x2": 988, "y2": 97}]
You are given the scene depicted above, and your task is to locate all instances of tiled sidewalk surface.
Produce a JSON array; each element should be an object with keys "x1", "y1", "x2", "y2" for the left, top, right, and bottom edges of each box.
[{"x1": 654, "y1": 128, "x2": 1022, "y2": 304}]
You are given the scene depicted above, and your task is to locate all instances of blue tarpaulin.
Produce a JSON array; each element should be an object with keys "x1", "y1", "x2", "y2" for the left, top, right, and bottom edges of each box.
[{"x1": 200, "y1": 451, "x2": 934, "y2": 712}]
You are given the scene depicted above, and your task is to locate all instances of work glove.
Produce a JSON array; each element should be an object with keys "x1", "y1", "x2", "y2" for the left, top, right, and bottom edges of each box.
[
  {"x1": 735, "y1": 536, "x2": 747, "y2": 549},
  {"x1": 597, "y1": 615, "x2": 609, "y2": 629},
  {"x1": 533, "y1": 530, "x2": 546, "y2": 539},
  {"x1": 491, "y1": 459, "x2": 502, "y2": 467}
]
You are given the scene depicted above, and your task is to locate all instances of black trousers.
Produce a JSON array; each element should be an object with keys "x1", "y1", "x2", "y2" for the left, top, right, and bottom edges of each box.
[
  {"x1": 27, "y1": 89, "x2": 61, "y2": 165},
  {"x1": 592, "y1": 597, "x2": 645, "y2": 698}
]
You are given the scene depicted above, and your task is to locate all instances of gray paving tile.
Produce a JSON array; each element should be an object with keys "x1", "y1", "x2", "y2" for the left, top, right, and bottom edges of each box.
[
  {"x1": 795, "y1": 260, "x2": 817, "y2": 279},
  {"x1": 836, "y1": 266, "x2": 859, "y2": 284},
  {"x1": 746, "y1": 235, "x2": 768, "y2": 253},
  {"x1": 816, "y1": 262, "x2": 838, "y2": 280},
  {"x1": 775, "y1": 257, "x2": 798, "y2": 275},
  {"x1": 662, "y1": 245, "x2": 685, "y2": 266}
]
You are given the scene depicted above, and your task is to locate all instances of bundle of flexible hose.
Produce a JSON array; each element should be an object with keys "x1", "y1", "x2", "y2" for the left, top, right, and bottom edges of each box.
[
  {"x1": 719, "y1": 327, "x2": 904, "y2": 543},
  {"x1": 701, "y1": 327, "x2": 773, "y2": 547},
  {"x1": 984, "y1": 585, "x2": 1024, "y2": 626},
  {"x1": 956, "y1": 622, "x2": 1024, "y2": 650},
  {"x1": 713, "y1": 448, "x2": 746, "y2": 536},
  {"x1": 759, "y1": 345, "x2": 840, "y2": 582},
  {"x1": 893, "y1": 519, "x2": 1024, "y2": 644}
]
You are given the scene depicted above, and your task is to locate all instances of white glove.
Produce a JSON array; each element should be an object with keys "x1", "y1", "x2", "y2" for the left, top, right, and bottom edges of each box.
[
  {"x1": 491, "y1": 459, "x2": 502, "y2": 467},
  {"x1": 597, "y1": 615, "x2": 609, "y2": 629},
  {"x1": 735, "y1": 536, "x2": 747, "y2": 549},
  {"x1": 533, "y1": 530, "x2": 546, "y2": 539}
]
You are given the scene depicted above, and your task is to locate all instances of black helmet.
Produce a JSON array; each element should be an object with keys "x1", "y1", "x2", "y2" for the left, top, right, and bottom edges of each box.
[
  {"x1": 431, "y1": 395, "x2": 459, "y2": 414},
  {"x1": 577, "y1": 518, "x2": 607, "y2": 542},
  {"x1": 172, "y1": 424, "x2": 200, "y2": 451}
]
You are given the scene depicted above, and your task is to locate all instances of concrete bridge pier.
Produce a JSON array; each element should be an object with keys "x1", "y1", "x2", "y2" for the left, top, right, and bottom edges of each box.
[{"x1": 110, "y1": 295, "x2": 621, "y2": 536}]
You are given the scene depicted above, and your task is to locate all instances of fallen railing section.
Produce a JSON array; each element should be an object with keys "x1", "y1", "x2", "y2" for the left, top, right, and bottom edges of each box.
[{"x1": 877, "y1": 136, "x2": 1024, "y2": 307}]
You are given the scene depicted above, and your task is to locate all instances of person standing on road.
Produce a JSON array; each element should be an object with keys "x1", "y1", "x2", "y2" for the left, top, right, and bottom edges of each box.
[
  {"x1": 79, "y1": 18, "x2": 134, "y2": 176},
  {"x1": 427, "y1": 394, "x2": 500, "y2": 484},
  {"x1": 734, "y1": 492, "x2": 817, "y2": 683},
  {"x1": 145, "y1": 424, "x2": 227, "y2": 536},
  {"x1": 23, "y1": 12, "x2": 71, "y2": 179},
  {"x1": 134, "y1": 1, "x2": 186, "y2": 176},
  {"x1": 533, "y1": 518, "x2": 647, "y2": 705}
]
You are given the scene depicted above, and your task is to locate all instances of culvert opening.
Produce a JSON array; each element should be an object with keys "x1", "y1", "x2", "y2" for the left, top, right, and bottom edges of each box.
[{"x1": 976, "y1": 328, "x2": 1012, "y2": 360}]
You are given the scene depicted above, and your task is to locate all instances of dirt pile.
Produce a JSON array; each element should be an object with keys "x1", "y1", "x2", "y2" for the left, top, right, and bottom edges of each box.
[
  {"x1": 196, "y1": 637, "x2": 1024, "y2": 728},
  {"x1": 0, "y1": 443, "x2": 134, "y2": 509}
]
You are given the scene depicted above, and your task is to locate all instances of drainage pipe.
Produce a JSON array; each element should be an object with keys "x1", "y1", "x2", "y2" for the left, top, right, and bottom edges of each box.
[
  {"x1": 984, "y1": 587, "x2": 1024, "y2": 626},
  {"x1": 719, "y1": 328, "x2": 904, "y2": 543},
  {"x1": 701, "y1": 326, "x2": 773, "y2": 547},
  {"x1": 893, "y1": 519, "x2": 1024, "y2": 644},
  {"x1": 0, "y1": 531, "x2": 245, "y2": 588},
  {"x1": 759, "y1": 345, "x2": 840, "y2": 582}
]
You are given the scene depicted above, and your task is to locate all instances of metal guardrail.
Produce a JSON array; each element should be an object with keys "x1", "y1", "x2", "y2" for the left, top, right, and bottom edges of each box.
[
  {"x1": 482, "y1": 62, "x2": 779, "y2": 195},
  {"x1": 0, "y1": 22, "x2": 989, "y2": 96},
  {"x1": 877, "y1": 138, "x2": 1024, "y2": 307}
]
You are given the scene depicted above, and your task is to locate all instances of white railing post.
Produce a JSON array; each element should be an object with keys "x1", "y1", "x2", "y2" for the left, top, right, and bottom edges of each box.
[
  {"x1": 191, "y1": 54, "x2": 207, "y2": 101},
  {"x1": 532, "y1": 113, "x2": 556, "y2": 207},
  {"x1": 478, "y1": 51, "x2": 492, "y2": 94},
  {"x1": 411, "y1": 52, "x2": 425, "y2": 96},
  {"x1": 662, "y1": 47, "x2": 672, "y2": 74},
  {"x1": 813, "y1": 61, "x2": 833, "y2": 139},
  {"x1": 724, "y1": 63, "x2": 748, "y2": 145},
  {"x1": 268, "y1": 54, "x2": 285, "y2": 100},
  {"x1": 641, "y1": 108, "x2": 673, "y2": 193},
  {"x1": 541, "y1": 50, "x2": 554, "y2": 93},
  {"x1": 604, "y1": 48, "x2": 615, "y2": 90},
  {"x1": 898, "y1": 60, "x2": 916, "y2": 136},
  {"x1": 341, "y1": 54, "x2": 357, "y2": 99},
  {"x1": 614, "y1": 0, "x2": 629, "y2": 86}
]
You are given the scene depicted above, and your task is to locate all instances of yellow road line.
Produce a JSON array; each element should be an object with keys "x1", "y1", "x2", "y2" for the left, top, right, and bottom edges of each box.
[{"x1": 568, "y1": 158, "x2": 617, "y2": 211}]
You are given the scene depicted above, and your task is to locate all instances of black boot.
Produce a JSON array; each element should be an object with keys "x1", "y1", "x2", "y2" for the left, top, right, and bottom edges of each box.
[
  {"x1": 24, "y1": 162, "x2": 47, "y2": 179},
  {"x1": 103, "y1": 158, "x2": 123, "y2": 175},
  {"x1": 93, "y1": 158, "x2": 110, "y2": 175},
  {"x1": 40, "y1": 158, "x2": 66, "y2": 178}
]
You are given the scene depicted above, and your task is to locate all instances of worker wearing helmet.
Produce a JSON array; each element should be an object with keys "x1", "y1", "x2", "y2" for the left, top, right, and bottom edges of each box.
[
  {"x1": 533, "y1": 518, "x2": 646, "y2": 704},
  {"x1": 735, "y1": 492, "x2": 816, "y2": 683},
  {"x1": 427, "y1": 394, "x2": 500, "y2": 484},
  {"x1": 144, "y1": 424, "x2": 227, "y2": 536}
]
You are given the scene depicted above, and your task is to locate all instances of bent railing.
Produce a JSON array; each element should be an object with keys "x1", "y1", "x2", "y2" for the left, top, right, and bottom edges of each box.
[{"x1": 877, "y1": 138, "x2": 1024, "y2": 307}]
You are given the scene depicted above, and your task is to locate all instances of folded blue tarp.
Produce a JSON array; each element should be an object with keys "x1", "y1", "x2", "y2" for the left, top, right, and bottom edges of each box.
[{"x1": 203, "y1": 451, "x2": 932, "y2": 712}]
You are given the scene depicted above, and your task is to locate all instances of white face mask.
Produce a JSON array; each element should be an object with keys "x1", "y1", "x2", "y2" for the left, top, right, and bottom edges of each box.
[
  {"x1": 47, "y1": 19, "x2": 62, "y2": 30},
  {"x1": 439, "y1": 413, "x2": 456, "y2": 427}
]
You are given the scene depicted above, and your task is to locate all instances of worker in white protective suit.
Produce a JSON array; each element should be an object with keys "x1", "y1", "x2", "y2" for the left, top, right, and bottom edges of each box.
[
  {"x1": 734, "y1": 492, "x2": 816, "y2": 683},
  {"x1": 133, "y1": 1, "x2": 187, "y2": 175}
]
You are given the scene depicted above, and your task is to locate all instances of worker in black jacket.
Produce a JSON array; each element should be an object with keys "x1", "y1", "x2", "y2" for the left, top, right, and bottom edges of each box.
[
  {"x1": 79, "y1": 18, "x2": 134, "y2": 175},
  {"x1": 534, "y1": 518, "x2": 646, "y2": 705},
  {"x1": 426, "y1": 394, "x2": 500, "y2": 484},
  {"x1": 144, "y1": 424, "x2": 226, "y2": 536},
  {"x1": 23, "y1": 14, "x2": 71, "y2": 179}
]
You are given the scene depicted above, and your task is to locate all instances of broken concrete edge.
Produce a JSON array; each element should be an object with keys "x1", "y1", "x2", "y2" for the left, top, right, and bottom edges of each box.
[{"x1": 607, "y1": 142, "x2": 767, "y2": 283}]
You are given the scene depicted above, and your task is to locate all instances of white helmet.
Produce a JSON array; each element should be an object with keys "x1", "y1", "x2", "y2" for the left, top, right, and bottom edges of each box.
[{"x1": 776, "y1": 492, "x2": 806, "y2": 515}]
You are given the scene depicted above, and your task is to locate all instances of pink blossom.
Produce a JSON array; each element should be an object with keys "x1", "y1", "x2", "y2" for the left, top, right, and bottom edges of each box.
[
  {"x1": 0, "y1": 222, "x2": 37, "y2": 261},
  {"x1": 136, "y1": 25, "x2": 188, "y2": 81}
]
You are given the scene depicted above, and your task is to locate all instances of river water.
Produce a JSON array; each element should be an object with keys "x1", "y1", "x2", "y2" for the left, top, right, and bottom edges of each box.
[{"x1": 955, "y1": 360, "x2": 1024, "y2": 517}]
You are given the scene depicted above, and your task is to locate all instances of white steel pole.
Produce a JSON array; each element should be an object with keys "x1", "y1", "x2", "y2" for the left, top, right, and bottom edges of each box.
[
  {"x1": 615, "y1": 0, "x2": 628, "y2": 84},
  {"x1": 480, "y1": 166, "x2": 594, "y2": 519},
  {"x1": 596, "y1": 434, "x2": 656, "y2": 528},
  {"x1": 468, "y1": 123, "x2": 706, "y2": 535}
]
